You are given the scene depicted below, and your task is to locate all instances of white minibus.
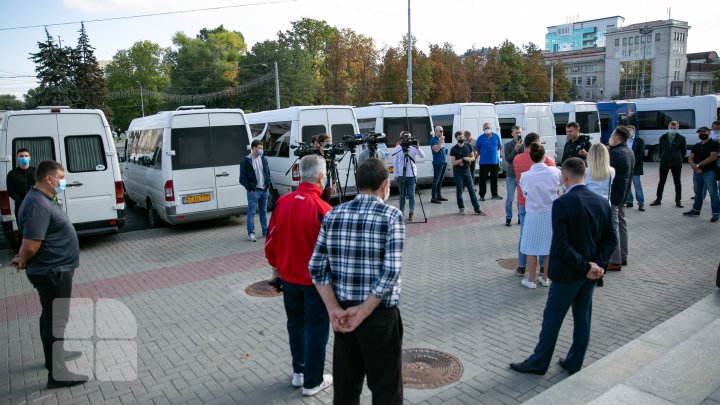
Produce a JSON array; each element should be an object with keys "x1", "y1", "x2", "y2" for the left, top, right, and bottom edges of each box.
[
  {"x1": 123, "y1": 107, "x2": 252, "y2": 227},
  {"x1": 1, "y1": 107, "x2": 125, "y2": 246},
  {"x1": 550, "y1": 101, "x2": 601, "y2": 162}
]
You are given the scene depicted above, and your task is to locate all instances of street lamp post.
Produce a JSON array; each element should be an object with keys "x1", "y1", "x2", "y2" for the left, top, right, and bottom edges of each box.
[
  {"x1": 135, "y1": 80, "x2": 145, "y2": 117},
  {"x1": 407, "y1": 0, "x2": 413, "y2": 104},
  {"x1": 260, "y1": 62, "x2": 281, "y2": 109},
  {"x1": 639, "y1": 26, "x2": 654, "y2": 98}
]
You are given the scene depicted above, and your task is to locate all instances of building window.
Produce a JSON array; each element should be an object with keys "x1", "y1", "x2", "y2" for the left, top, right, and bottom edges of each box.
[
  {"x1": 655, "y1": 33, "x2": 660, "y2": 42},
  {"x1": 623, "y1": 38, "x2": 627, "y2": 46},
  {"x1": 615, "y1": 38, "x2": 620, "y2": 47},
  {"x1": 635, "y1": 36, "x2": 639, "y2": 45}
]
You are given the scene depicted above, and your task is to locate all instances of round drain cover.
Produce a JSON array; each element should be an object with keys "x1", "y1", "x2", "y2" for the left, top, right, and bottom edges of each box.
[
  {"x1": 245, "y1": 280, "x2": 282, "y2": 297},
  {"x1": 402, "y1": 348, "x2": 463, "y2": 389},
  {"x1": 497, "y1": 257, "x2": 518, "y2": 270}
]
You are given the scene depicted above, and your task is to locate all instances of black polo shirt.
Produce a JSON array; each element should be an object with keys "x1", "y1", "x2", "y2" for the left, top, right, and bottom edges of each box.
[{"x1": 692, "y1": 140, "x2": 720, "y2": 173}]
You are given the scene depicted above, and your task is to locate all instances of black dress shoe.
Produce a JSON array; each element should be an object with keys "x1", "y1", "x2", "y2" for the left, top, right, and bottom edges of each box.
[
  {"x1": 431, "y1": 199, "x2": 441, "y2": 204},
  {"x1": 558, "y1": 358, "x2": 576, "y2": 375},
  {"x1": 438, "y1": 197, "x2": 448, "y2": 201},
  {"x1": 650, "y1": 200, "x2": 661, "y2": 206},
  {"x1": 506, "y1": 219, "x2": 512, "y2": 227},
  {"x1": 47, "y1": 372, "x2": 88, "y2": 389},
  {"x1": 479, "y1": 196, "x2": 485, "y2": 201},
  {"x1": 626, "y1": 202, "x2": 633, "y2": 208},
  {"x1": 621, "y1": 258, "x2": 627, "y2": 266},
  {"x1": 638, "y1": 204, "x2": 645, "y2": 211},
  {"x1": 509, "y1": 360, "x2": 546, "y2": 375},
  {"x1": 676, "y1": 202, "x2": 684, "y2": 208}
]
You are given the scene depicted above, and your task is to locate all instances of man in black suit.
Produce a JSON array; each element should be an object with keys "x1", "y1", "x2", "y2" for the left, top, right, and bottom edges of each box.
[
  {"x1": 625, "y1": 125, "x2": 646, "y2": 211},
  {"x1": 510, "y1": 158, "x2": 617, "y2": 376}
]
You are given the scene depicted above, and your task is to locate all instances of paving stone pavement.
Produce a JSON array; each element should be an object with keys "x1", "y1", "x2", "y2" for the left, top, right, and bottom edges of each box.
[{"x1": 1, "y1": 162, "x2": 718, "y2": 405}]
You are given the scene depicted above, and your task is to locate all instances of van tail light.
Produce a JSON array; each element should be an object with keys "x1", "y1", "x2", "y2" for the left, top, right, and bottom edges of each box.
[
  {"x1": 291, "y1": 163, "x2": 300, "y2": 182},
  {"x1": 115, "y1": 181, "x2": 124, "y2": 204},
  {"x1": 164, "y1": 180, "x2": 175, "y2": 202},
  {"x1": 0, "y1": 191, "x2": 11, "y2": 215}
]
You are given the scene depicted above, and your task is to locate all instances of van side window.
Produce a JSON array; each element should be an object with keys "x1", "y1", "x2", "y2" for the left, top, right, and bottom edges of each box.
[
  {"x1": 12, "y1": 138, "x2": 55, "y2": 167},
  {"x1": 65, "y1": 135, "x2": 108, "y2": 172},
  {"x1": 431, "y1": 114, "x2": 453, "y2": 143},
  {"x1": 384, "y1": 117, "x2": 432, "y2": 146},
  {"x1": 133, "y1": 129, "x2": 162, "y2": 167},
  {"x1": 249, "y1": 123, "x2": 265, "y2": 138},
  {"x1": 171, "y1": 127, "x2": 213, "y2": 169},
  {"x1": 357, "y1": 118, "x2": 376, "y2": 136},
  {"x1": 152, "y1": 142, "x2": 162, "y2": 168},
  {"x1": 554, "y1": 113, "x2": 569, "y2": 135},
  {"x1": 266, "y1": 121, "x2": 291, "y2": 157},
  {"x1": 637, "y1": 109, "x2": 694, "y2": 130},
  {"x1": 498, "y1": 118, "x2": 517, "y2": 139},
  {"x1": 212, "y1": 125, "x2": 250, "y2": 166},
  {"x1": 301, "y1": 125, "x2": 327, "y2": 144},
  {"x1": 331, "y1": 124, "x2": 355, "y2": 142}
]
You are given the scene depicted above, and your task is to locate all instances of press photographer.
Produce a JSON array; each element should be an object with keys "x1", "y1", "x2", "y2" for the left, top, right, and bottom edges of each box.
[
  {"x1": 357, "y1": 132, "x2": 387, "y2": 166},
  {"x1": 562, "y1": 121, "x2": 591, "y2": 163},
  {"x1": 393, "y1": 131, "x2": 424, "y2": 222}
]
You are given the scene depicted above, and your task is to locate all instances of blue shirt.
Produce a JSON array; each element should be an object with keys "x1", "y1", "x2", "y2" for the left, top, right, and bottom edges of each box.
[
  {"x1": 309, "y1": 194, "x2": 405, "y2": 307},
  {"x1": 476, "y1": 133, "x2": 502, "y2": 164},
  {"x1": 429, "y1": 136, "x2": 446, "y2": 164}
]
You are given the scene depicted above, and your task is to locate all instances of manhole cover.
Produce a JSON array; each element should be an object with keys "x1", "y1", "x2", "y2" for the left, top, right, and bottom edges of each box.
[
  {"x1": 497, "y1": 257, "x2": 518, "y2": 270},
  {"x1": 245, "y1": 280, "x2": 282, "y2": 297},
  {"x1": 402, "y1": 348, "x2": 463, "y2": 389}
]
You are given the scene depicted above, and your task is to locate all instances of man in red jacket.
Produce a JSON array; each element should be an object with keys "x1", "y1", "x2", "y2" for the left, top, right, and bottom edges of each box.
[{"x1": 265, "y1": 155, "x2": 334, "y2": 397}]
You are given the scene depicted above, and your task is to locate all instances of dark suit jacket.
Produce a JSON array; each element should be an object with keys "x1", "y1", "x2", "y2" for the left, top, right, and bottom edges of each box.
[
  {"x1": 548, "y1": 185, "x2": 617, "y2": 283},
  {"x1": 630, "y1": 137, "x2": 645, "y2": 175},
  {"x1": 658, "y1": 133, "x2": 687, "y2": 167},
  {"x1": 609, "y1": 143, "x2": 635, "y2": 206}
]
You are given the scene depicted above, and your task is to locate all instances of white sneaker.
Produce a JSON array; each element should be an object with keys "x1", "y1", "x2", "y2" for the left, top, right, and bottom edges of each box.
[
  {"x1": 291, "y1": 373, "x2": 303, "y2": 388},
  {"x1": 538, "y1": 276, "x2": 551, "y2": 287},
  {"x1": 302, "y1": 374, "x2": 333, "y2": 396},
  {"x1": 521, "y1": 278, "x2": 537, "y2": 289},
  {"x1": 459, "y1": 208, "x2": 465, "y2": 215},
  {"x1": 248, "y1": 233, "x2": 257, "y2": 242}
]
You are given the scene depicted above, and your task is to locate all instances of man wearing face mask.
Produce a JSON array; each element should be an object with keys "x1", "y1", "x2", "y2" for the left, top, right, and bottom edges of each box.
[
  {"x1": 476, "y1": 123, "x2": 503, "y2": 200},
  {"x1": 11, "y1": 160, "x2": 88, "y2": 389},
  {"x1": 7, "y1": 149, "x2": 36, "y2": 223},
  {"x1": 309, "y1": 158, "x2": 405, "y2": 404},
  {"x1": 650, "y1": 121, "x2": 687, "y2": 208},
  {"x1": 240, "y1": 140, "x2": 271, "y2": 242},
  {"x1": 683, "y1": 127, "x2": 719, "y2": 222},
  {"x1": 450, "y1": 131, "x2": 486, "y2": 216},
  {"x1": 625, "y1": 125, "x2": 646, "y2": 211}
]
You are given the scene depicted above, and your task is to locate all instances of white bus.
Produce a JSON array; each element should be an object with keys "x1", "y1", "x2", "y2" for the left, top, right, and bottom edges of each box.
[
  {"x1": 354, "y1": 103, "x2": 434, "y2": 183},
  {"x1": 247, "y1": 106, "x2": 359, "y2": 203},
  {"x1": 428, "y1": 103, "x2": 500, "y2": 176},
  {"x1": 634, "y1": 95, "x2": 720, "y2": 161},
  {"x1": 550, "y1": 101, "x2": 601, "y2": 162},
  {"x1": 123, "y1": 107, "x2": 253, "y2": 227},
  {"x1": 1, "y1": 107, "x2": 125, "y2": 246},
  {"x1": 494, "y1": 102, "x2": 558, "y2": 161}
]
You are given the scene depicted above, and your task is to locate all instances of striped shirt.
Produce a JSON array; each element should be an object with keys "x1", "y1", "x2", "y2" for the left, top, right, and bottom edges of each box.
[{"x1": 309, "y1": 194, "x2": 405, "y2": 307}]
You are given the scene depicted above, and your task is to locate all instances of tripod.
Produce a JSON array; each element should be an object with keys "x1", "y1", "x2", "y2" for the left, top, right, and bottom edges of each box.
[
  {"x1": 326, "y1": 157, "x2": 345, "y2": 201},
  {"x1": 341, "y1": 147, "x2": 358, "y2": 198},
  {"x1": 393, "y1": 147, "x2": 427, "y2": 223}
]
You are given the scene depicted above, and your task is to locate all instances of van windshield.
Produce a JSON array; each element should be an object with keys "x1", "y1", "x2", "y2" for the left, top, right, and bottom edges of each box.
[{"x1": 384, "y1": 117, "x2": 431, "y2": 146}]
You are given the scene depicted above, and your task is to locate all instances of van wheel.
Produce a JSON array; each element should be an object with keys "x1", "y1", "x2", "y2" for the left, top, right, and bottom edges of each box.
[
  {"x1": 125, "y1": 193, "x2": 136, "y2": 209},
  {"x1": 650, "y1": 146, "x2": 661, "y2": 163},
  {"x1": 267, "y1": 186, "x2": 280, "y2": 211},
  {"x1": 147, "y1": 201, "x2": 161, "y2": 228}
]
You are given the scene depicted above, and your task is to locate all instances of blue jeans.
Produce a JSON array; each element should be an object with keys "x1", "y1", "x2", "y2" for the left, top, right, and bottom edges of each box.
[
  {"x1": 246, "y1": 189, "x2": 268, "y2": 236},
  {"x1": 526, "y1": 278, "x2": 596, "y2": 373},
  {"x1": 517, "y1": 205, "x2": 527, "y2": 268},
  {"x1": 454, "y1": 172, "x2": 479, "y2": 210},
  {"x1": 505, "y1": 175, "x2": 518, "y2": 220},
  {"x1": 282, "y1": 281, "x2": 330, "y2": 389},
  {"x1": 626, "y1": 175, "x2": 645, "y2": 205},
  {"x1": 691, "y1": 170, "x2": 719, "y2": 217},
  {"x1": 397, "y1": 176, "x2": 417, "y2": 213},
  {"x1": 432, "y1": 162, "x2": 447, "y2": 200}
]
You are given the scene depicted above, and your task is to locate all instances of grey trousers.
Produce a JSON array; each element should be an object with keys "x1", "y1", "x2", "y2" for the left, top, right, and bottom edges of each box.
[{"x1": 610, "y1": 204, "x2": 628, "y2": 263}]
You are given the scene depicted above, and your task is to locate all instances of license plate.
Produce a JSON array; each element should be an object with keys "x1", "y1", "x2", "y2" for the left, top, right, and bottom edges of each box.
[{"x1": 182, "y1": 193, "x2": 211, "y2": 204}]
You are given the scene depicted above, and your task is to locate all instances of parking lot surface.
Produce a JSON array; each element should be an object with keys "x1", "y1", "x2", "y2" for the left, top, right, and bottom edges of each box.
[{"x1": 1, "y1": 162, "x2": 718, "y2": 404}]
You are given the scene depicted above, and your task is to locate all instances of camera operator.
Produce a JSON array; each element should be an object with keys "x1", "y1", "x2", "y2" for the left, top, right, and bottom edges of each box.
[
  {"x1": 392, "y1": 131, "x2": 425, "y2": 222},
  {"x1": 562, "y1": 122, "x2": 591, "y2": 163},
  {"x1": 265, "y1": 155, "x2": 334, "y2": 397},
  {"x1": 313, "y1": 134, "x2": 333, "y2": 203},
  {"x1": 357, "y1": 133, "x2": 388, "y2": 167}
]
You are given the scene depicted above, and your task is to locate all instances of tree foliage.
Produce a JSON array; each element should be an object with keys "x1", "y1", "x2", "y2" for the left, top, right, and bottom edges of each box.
[
  {"x1": 29, "y1": 28, "x2": 76, "y2": 106},
  {"x1": 72, "y1": 23, "x2": 110, "y2": 119},
  {"x1": 0, "y1": 94, "x2": 26, "y2": 110}
]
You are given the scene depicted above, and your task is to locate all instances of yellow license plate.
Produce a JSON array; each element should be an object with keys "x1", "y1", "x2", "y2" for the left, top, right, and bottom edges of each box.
[{"x1": 182, "y1": 193, "x2": 211, "y2": 204}]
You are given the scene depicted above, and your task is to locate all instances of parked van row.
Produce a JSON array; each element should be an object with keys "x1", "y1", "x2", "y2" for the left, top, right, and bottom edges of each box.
[{"x1": 0, "y1": 107, "x2": 125, "y2": 246}]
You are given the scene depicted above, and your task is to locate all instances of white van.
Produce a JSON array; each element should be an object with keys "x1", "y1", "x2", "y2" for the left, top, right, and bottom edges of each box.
[
  {"x1": 429, "y1": 103, "x2": 500, "y2": 176},
  {"x1": 123, "y1": 107, "x2": 252, "y2": 227},
  {"x1": 354, "y1": 104, "x2": 434, "y2": 183},
  {"x1": 494, "y1": 102, "x2": 558, "y2": 161},
  {"x1": 550, "y1": 102, "x2": 601, "y2": 162},
  {"x1": 633, "y1": 95, "x2": 720, "y2": 161},
  {"x1": 247, "y1": 106, "x2": 359, "y2": 202},
  {"x1": 0, "y1": 107, "x2": 125, "y2": 246}
]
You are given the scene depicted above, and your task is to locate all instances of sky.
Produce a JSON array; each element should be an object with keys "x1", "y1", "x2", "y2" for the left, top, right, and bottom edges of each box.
[{"x1": 1, "y1": 0, "x2": 716, "y2": 100}]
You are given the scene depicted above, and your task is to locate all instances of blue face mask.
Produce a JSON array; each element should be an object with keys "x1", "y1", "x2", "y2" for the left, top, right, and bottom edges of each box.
[
  {"x1": 256, "y1": 149, "x2": 264, "y2": 156},
  {"x1": 668, "y1": 130, "x2": 677, "y2": 135},
  {"x1": 18, "y1": 157, "x2": 30, "y2": 166},
  {"x1": 54, "y1": 178, "x2": 67, "y2": 194}
]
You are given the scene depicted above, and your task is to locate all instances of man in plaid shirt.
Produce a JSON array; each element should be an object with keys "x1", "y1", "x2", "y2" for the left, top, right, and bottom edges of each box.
[{"x1": 309, "y1": 158, "x2": 405, "y2": 404}]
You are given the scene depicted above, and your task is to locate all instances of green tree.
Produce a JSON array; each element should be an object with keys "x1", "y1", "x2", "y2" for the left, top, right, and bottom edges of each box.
[
  {"x1": 105, "y1": 41, "x2": 172, "y2": 130},
  {"x1": 321, "y1": 28, "x2": 379, "y2": 105},
  {"x1": 0, "y1": 94, "x2": 26, "y2": 110},
  {"x1": 476, "y1": 47, "x2": 510, "y2": 102},
  {"x1": 523, "y1": 42, "x2": 550, "y2": 102},
  {"x1": 377, "y1": 46, "x2": 406, "y2": 103},
  {"x1": 29, "y1": 28, "x2": 76, "y2": 106},
  {"x1": 498, "y1": 40, "x2": 527, "y2": 101},
  {"x1": 550, "y1": 63, "x2": 572, "y2": 102},
  {"x1": 71, "y1": 23, "x2": 110, "y2": 119}
]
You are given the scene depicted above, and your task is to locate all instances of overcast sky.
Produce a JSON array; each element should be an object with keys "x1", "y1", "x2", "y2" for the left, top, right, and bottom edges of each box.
[{"x1": 1, "y1": 0, "x2": 716, "y2": 99}]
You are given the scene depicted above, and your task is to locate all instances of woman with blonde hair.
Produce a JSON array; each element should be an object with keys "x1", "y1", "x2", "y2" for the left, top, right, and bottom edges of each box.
[{"x1": 584, "y1": 144, "x2": 615, "y2": 203}]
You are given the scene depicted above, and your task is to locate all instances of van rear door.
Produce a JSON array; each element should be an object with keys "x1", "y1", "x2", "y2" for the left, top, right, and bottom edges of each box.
[
  {"x1": 209, "y1": 113, "x2": 250, "y2": 210},
  {"x1": 537, "y1": 105, "x2": 557, "y2": 160},
  {"x1": 57, "y1": 112, "x2": 117, "y2": 224},
  {"x1": 170, "y1": 114, "x2": 218, "y2": 214}
]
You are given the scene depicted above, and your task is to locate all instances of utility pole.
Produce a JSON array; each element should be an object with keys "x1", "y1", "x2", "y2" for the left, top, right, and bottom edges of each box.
[
  {"x1": 549, "y1": 64, "x2": 554, "y2": 102},
  {"x1": 135, "y1": 80, "x2": 145, "y2": 117},
  {"x1": 274, "y1": 61, "x2": 280, "y2": 109},
  {"x1": 407, "y1": 0, "x2": 413, "y2": 104}
]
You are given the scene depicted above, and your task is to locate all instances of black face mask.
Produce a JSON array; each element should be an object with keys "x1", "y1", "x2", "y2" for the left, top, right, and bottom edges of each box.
[
  {"x1": 699, "y1": 134, "x2": 709, "y2": 141},
  {"x1": 457, "y1": 139, "x2": 464, "y2": 144}
]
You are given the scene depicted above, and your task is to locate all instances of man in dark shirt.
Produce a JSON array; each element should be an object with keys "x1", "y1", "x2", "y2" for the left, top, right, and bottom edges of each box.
[
  {"x1": 561, "y1": 122, "x2": 591, "y2": 163},
  {"x1": 683, "y1": 127, "x2": 719, "y2": 222},
  {"x1": 11, "y1": 160, "x2": 87, "y2": 389},
  {"x1": 650, "y1": 121, "x2": 687, "y2": 207},
  {"x1": 607, "y1": 126, "x2": 635, "y2": 271},
  {"x1": 6, "y1": 149, "x2": 36, "y2": 220},
  {"x1": 450, "y1": 131, "x2": 485, "y2": 216}
]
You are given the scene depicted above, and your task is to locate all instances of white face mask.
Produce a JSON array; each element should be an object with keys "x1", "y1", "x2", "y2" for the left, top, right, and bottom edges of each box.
[{"x1": 484, "y1": 129, "x2": 492, "y2": 135}]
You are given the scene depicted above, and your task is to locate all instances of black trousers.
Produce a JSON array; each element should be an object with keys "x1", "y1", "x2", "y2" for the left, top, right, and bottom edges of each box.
[
  {"x1": 26, "y1": 270, "x2": 74, "y2": 377},
  {"x1": 333, "y1": 306, "x2": 403, "y2": 405},
  {"x1": 656, "y1": 165, "x2": 682, "y2": 203},
  {"x1": 478, "y1": 164, "x2": 499, "y2": 197}
]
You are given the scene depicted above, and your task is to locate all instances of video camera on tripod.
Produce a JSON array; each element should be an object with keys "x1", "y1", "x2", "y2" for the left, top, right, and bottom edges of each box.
[
  {"x1": 399, "y1": 135, "x2": 419, "y2": 153},
  {"x1": 290, "y1": 142, "x2": 317, "y2": 158},
  {"x1": 347, "y1": 132, "x2": 386, "y2": 155}
]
